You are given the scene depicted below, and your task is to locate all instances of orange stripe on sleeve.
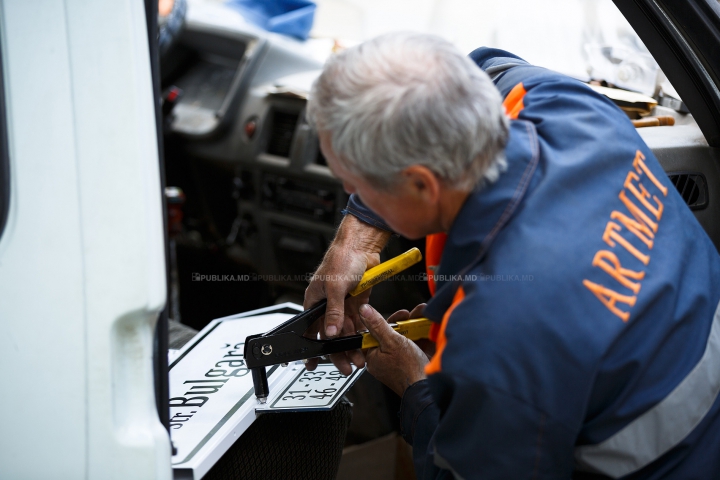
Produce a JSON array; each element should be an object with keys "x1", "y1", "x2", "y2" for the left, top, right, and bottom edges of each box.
[
  {"x1": 503, "y1": 82, "x2": 527, "y2": 120},
  {"x1": 425, "y1": 286, "x2": 466, "y2": 375}
]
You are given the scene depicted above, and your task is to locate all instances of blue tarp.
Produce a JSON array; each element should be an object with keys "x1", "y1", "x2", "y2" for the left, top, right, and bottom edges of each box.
[{"x1": 227, "y1": 0, "x2": 316, "y2": 41}]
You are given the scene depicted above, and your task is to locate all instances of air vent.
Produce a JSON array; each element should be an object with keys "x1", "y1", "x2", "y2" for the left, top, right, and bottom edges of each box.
[
  {"x1": 667, "y1": 172, "x2": 708, "y2": 210},
  {"x1": 266, "y1": 110, "x2": 299, "y2": 157}
]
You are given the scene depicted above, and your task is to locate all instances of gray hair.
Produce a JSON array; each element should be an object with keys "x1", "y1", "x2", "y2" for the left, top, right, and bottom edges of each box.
[{"x1": 306, "y1": 32, "x2": 509, "y2": 191}]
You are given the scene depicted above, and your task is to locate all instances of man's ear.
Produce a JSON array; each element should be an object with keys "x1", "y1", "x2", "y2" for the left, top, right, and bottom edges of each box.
[{"x1": 402, "y1": 165, "x2": 441, "y2": 203}]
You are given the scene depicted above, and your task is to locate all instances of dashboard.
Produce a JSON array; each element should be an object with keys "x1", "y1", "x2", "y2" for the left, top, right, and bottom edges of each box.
[{"x1": 161, "y1": 4, "x2": 427, "y2": 329}]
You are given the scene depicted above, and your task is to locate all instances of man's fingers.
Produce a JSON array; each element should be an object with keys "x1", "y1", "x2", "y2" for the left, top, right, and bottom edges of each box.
[
  {"x1": 347, "y1": 348, "x2": 366, "y2": 369},
  {"x1": 329, "y1": 352, "x2": 354, "y2": 376},
  {"x1": 387, "y1": 309, "x2": 410, "y2": 324},
  {"x1": 363, "y1": 346, "x2": 380, "y2": 376},
  {"x1": 305, "y1": 357, "x2": 319, "y2": 371},
  {"x1": 303, "y1": 282, "x2": 324, "y2": 310},
  {"x1": 323, "y1": 284, "x2": 347, "y2": 338},
  {"x1": 409, "y1": 303, "x2": 427, "y2": 319},
  {"x1": 359, "y1": 304, "x2": 398, "y2": 350}
]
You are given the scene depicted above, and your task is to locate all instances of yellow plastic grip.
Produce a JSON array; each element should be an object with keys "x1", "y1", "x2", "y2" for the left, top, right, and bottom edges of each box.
[
  {"x1": 348, "y1": 247, "x2": 423, "y2": 297},
  {"x1": 360, "y1": 317, "x2": 433, "y2": 349}
]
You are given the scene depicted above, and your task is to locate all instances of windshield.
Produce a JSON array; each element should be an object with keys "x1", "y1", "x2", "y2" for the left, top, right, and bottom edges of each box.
[{"x1": 312, "y1": 0, "x2": 670, "y2": 97}]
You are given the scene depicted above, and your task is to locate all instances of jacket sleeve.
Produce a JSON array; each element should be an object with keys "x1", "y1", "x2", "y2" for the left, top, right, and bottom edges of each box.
[
  {"x1": 399, "y1": 380, "x2": 450, "y2": 479},
  {"x1": 428, "y1": 372, "x2": 578, "y2": 479},
  {"x1": 415, "y1": 279, "x2": 584, "y2": 480},
  {"x1": 400, "y1": 374, "x2": 577, "y2": 479},
  {"x1": 342, "y1": 194, "x2": 394, "y2": 232}
]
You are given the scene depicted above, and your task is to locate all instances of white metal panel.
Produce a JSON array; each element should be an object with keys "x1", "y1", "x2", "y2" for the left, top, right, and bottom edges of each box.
[
  {"x1": 0, "y1": 1, "x2": 88, "y2": 477},
  {"x1": 61, "y1": 1, "x2": 170, "y2": 477},
  {"x1": 169, "y1": 305, "x2": 364, "y2": 479},
  {"x1": 0, "y1": 0, "x2": 170, "y2": 478},
  {"x1": 169, "y1": 312, "x2": 295, "y2": 479}
]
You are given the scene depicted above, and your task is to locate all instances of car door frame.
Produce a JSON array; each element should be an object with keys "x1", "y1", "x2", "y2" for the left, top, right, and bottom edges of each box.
[{"x1": 614, "y1": 0, "x2": 720, "y2": 146}]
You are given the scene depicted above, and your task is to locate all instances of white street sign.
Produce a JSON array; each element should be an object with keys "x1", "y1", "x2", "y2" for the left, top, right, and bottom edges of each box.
[{"x1": 169, "y1": 303, "x2": 364, "y2": 479}]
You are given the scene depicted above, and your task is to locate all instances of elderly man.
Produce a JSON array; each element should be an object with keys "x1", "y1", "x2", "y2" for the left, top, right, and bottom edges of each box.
[{"x1": 304, "y1": 33, "x2": 720, "y2": 479}]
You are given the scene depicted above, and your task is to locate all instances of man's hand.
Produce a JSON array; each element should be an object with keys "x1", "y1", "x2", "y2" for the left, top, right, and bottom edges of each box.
[
  {"x1": 360, "y1": 304, "x2": 429, "y2": 397},
  {"x1": 304, "y1": 214, "x2": 391, "y2": 375}
]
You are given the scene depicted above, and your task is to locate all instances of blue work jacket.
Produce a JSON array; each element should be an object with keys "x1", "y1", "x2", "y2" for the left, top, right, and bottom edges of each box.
[{"x1": 345, "y1": 48, "x2": 720, "y2": 479}]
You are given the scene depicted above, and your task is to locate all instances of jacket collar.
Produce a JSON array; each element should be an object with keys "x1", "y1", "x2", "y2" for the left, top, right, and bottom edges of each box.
[{"x1": 424, "y1": 119, "x2": 541, "y2": 321}]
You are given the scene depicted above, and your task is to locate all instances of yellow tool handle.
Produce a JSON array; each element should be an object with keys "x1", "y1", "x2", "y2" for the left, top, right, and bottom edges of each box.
[
  {"x1": 361, "y1": 317, "x2": 432, "y2": 349},
  {"x1": 349, "y1": 247, "x2": 422, "y2": 297}
]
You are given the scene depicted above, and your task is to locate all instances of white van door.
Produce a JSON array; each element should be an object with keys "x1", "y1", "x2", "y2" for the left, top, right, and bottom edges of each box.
[{"x1": 0, "y1": 1, "x2": 171, "y2": 478}]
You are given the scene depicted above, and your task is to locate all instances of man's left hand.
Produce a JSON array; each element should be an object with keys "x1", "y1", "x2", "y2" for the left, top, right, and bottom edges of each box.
[{"x1": 359, "y1": 304, "x2": 429, "y2": 397}]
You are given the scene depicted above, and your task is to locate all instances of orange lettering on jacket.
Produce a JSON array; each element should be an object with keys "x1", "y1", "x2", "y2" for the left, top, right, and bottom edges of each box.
[
  {"x1": 624, "y1": 172, "x2": 664, "y2": 220},
  {"x1": 591, "y1": 250, "x2": 645, "y2": 294},
  {"x1": 584, "y1": 150, "x2": 668, "y2": 322},
  {"x1": 603, "y1": 222, "x2": 650, "y2": 265},
  {"x1": 633, "y1": 151, "x2": 669, "y2": 197},
  {"x1": 618, "y1": 191, "x2": 658, "y2": 233},
  {"x1": 610, "y1": 210, "x2": 654, "y2": 248},
  {"x1": 583, "y1": 279, "x2": 636, "y2": 322}
]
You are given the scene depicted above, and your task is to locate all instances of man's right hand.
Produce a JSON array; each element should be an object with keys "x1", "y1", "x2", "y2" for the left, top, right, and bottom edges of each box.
[{"x1": 304, "y1": 214, "x2": 391, "y2": 375}]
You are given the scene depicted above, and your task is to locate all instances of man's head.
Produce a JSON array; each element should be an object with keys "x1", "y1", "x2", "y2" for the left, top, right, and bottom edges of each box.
[{"x1": 307, "y1": 32, "x2": 508, "y2": 238}]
